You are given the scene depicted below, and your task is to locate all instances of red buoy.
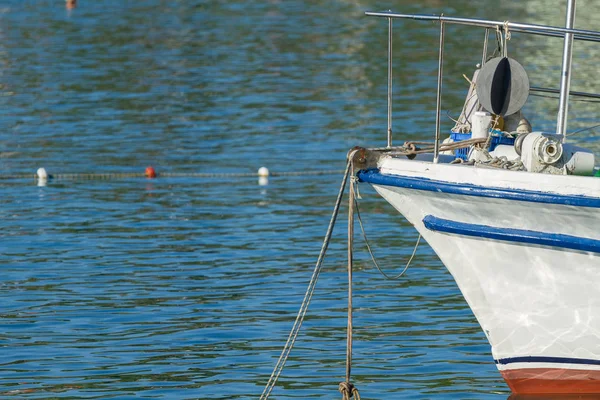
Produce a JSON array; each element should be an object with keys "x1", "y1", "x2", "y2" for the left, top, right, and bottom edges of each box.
[{"x1": 145, "y1": 166, "x2": 157, "y2": 178}]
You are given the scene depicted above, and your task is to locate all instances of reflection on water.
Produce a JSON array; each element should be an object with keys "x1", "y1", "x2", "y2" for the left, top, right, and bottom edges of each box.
[{"x1": 0, "y1": 0, "x2": 598, "y2": 398}]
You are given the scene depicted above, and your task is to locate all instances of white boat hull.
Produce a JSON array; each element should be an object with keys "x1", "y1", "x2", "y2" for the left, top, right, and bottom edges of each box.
[{"x1": 359, "y1": 156, "x2": 600, "y2": 394}]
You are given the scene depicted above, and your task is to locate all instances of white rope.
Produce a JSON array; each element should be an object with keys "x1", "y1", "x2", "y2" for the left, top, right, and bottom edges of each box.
[
  {"x1": 451, "y1": 74, "x2": 479, "y2": 133},
  {"x1": 477, "y1": 156, "x2": 525, "y2": 171}
]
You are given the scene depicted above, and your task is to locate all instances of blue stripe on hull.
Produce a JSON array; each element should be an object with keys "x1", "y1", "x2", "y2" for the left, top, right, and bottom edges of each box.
[
  {"x1": 496, "y1": 356, "x2": 600, "y2": 367},
  {"x1": 357, "y1": 168, "x2": 600, "y2": 208},
  {"x1": 422, "y1": 215, "x2": 600, "y2": 254}
]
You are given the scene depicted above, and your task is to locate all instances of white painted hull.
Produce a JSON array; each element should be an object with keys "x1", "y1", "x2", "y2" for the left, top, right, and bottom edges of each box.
[{"x1": 359, "y1": 156, "x2": 600, "y2": 393}]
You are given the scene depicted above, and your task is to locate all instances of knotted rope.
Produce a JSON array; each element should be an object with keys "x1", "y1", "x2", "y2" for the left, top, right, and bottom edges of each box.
[
  {"x1": 339, "y1": 381, "x2": 361, "y2": 400},
  {"x1": 338, "y1": 156, "x2": 361, "y2": 400}
]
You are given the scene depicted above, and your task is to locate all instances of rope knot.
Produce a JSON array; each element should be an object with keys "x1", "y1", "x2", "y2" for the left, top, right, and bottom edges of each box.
[
  {"x1": 503, "y1": 20, "x2": 511, "y2": 41},
  {"x1": 338, "y1": 382, "x2": 360, "y2": 400}
]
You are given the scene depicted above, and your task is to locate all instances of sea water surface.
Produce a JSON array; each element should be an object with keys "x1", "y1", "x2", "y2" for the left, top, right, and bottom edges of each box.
[{"x1": 1, "y1": 0, "x2": 599, "y2": 399}]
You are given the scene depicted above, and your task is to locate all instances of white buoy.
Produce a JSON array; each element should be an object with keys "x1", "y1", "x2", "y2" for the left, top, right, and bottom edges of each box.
[
  {"x1": 37, "y1": 167, "x2": 48, "y2": 187},
  {"x1": 258, "y1": 167, "x2": 269, "y2": 177},
  {"x1": 37, "y1": 167, "x2": 48, "y2": 180},
  {"x1": 258, "y1": 167, "x2": 269, "y2": 186}
]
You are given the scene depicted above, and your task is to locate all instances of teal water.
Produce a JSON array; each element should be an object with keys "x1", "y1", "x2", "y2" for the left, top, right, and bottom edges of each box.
[{"x1": 1, "y1": 1, "x2": 599, "y2": 399}]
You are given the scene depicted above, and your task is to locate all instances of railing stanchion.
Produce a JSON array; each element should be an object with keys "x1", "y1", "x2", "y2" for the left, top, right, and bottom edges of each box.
[
  {"x1": 434, "y1": 19, "x2": 445, "y2": 163},
  {"x1": 387, "y1": 17, "x2": 393, "y2": 148},
  {"x1": 557, "y1": 0, "x2": 576, "y2": 141}
]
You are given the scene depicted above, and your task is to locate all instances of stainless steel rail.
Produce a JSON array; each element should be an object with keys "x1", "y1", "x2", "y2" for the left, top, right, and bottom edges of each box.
[
  {"x1": 367, "y1": 4, "x2": 595, "y2": 157},
  {"x1": 433, "y1": 20, "x2": 445, "y2": 164},
  {"x1": 365, "y1": 11, "x2": 600, "y2": 41},
  {"x1": 387, "y1": 17, "x2": 392, "y2": 148},
  {"x1": 557, "y1": 0, "x2": 577, "y2": 140},
  {"x1": 509, "y1": 26, "x2": 600, "y2": 43}
]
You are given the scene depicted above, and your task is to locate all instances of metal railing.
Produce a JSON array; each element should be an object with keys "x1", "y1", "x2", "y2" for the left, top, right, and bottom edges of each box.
[
  {"x1": 365, "y1": 11, "x2": 600, "y2": 41},
  {"x1": 367, "y1": 1, "x2": 594, "y2": 159}
]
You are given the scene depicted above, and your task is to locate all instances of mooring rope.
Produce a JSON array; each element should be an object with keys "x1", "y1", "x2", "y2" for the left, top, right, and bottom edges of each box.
[
  {"x1": 339, "y1": 168, "x2": 361, "y2": 400},
  {"x1": 339, "y1": 381, "x2": 361, "y2": 400},
  {"x1": 344, "y1": 174, "x2": 355, "y2": 392},
  {"x1": 366, "y1": 137, "x2": 487, "y2": 156},
  {"x1": 259, "y1": 157, "x2": 353, "y2": 400},
  {"x1": 261, "y1": 147, "x2": 433, "y2": 399},
  {"x1": 353, "y1": 183, "x2": 421, "y2": 280}
]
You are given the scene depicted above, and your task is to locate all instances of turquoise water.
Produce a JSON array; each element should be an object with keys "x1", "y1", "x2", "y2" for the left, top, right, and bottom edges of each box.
[{"x1": 1, "y1": 1, "x2": 598, "y2": 398}]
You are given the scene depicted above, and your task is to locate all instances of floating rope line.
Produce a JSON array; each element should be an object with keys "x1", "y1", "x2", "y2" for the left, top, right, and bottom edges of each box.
[
  {"x1": 3, "y1": 139, "x2": 487, "y2": 182},
  {"x1": 260, "y1": 156, "x2": 354, "y2": 400},
  {"x1": 0, "y1": 169, "x2": 344, "y2": 181}
]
